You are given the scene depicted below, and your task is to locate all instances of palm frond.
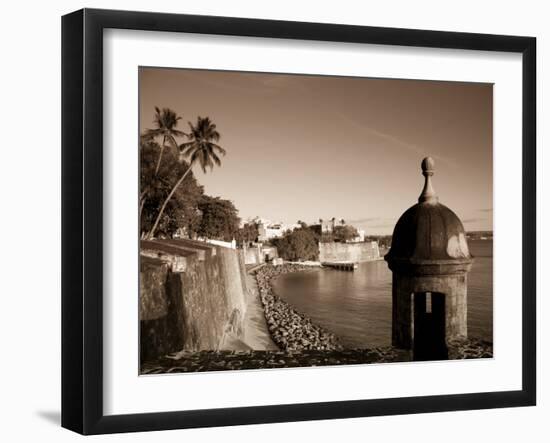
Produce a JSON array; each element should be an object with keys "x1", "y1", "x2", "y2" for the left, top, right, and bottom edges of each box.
[
  {"x1": 144, "y1": 128, "x2": 163, "y2": 138},
  {"x1": 178, "y1": 116, "x2": 226, "y2": 173},
  {"x1": 210, "y1": 151, "x2": 222, "y2": 167},
  {"x1": 210, "y1": 143, "x2": 226, "y2": 156},
  {"x1": 178, "y1": 142, "x2": 195, "y2": 156},
  {"x1": 166, "y1": 135, "x2": 180, "y2": 150},
  {"x1": 171, "y1": 129, "x2": 187, "y2": 137}
]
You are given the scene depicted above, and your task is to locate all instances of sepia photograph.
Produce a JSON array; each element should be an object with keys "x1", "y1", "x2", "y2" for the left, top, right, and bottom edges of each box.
[{"x1": 138, "y1": 67, "x2": 494, "y2": 374}]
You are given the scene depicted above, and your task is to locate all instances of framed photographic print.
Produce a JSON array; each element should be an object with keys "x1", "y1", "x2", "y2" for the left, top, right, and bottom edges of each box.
[{"x1": 61, "y1": 8, "x2": 536, "y2": 435}]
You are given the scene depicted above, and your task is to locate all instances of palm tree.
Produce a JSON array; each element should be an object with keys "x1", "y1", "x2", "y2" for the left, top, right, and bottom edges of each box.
[
  {"x1": 146, "y1": 116, "x2": 226, "y2": 239},
  {"x1": 145, "y1": 107, "x2": 187, "y2": 175},
  {"x1": 180, "y1": 116, "x2": 225, "y2": 171}
]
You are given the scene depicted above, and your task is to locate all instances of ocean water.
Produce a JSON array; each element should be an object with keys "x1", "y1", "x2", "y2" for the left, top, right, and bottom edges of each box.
[{"x1": 272, "y1": 240, "x2": 493, "y2": 348}]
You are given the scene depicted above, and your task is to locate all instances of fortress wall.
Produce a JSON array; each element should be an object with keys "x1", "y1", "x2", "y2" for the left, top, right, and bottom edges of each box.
[
  {"x1": 243, "y1": 245, "x2": 279, "y2": 265},
  {"x1": 319, "y1": 241, "x2": 381, "y2": 263},
  {"x1": 139, "y1": 256, "x2": 184, "y2": 363},
  {"x1": 243, "y1": 245, "x2": 263, "y2": 265},
  {"x1": 139, "y1": 239, "x2": 249, "y2": 362}
]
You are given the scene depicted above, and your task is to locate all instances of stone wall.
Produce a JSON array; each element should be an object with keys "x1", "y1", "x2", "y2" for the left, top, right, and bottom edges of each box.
[
  {"x1": 139, "y1": 239, "x2": 249, "y2": 362},
  {"x1": 391, "y1": 273, "x2": 468, "y2": 351},
  {"x1": 243, "y1": 245, "x2": 263, "y2": 265},
  {"x1": 319, "y1": 241, "x2": 380, "y2": 262},
  {"x1": 243, "y1": 244, "x2": 278, "y2": 265},
  {"x1": 140, "y1": 256, "x2": 184, "y2": 363}
]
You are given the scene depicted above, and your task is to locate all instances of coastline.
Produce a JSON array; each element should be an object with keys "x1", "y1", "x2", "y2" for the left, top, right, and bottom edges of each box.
[
  {"x1": 263, "y1": 263, "x2": 492, "y2": 356},
  {"x1": 254, "y1": 264, "x2": 342, "y2": 351},
  {"x1": 242, "y1": 272, "x2": 279, "y2": 351},
  {"x1": 141, "y1": 263, "x2": 492, "y2": 374}
]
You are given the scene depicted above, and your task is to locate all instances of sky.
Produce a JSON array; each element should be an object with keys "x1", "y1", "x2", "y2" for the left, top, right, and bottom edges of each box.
[{"x1": 140, "y1": 67, "x2": 493, "y2": 235}]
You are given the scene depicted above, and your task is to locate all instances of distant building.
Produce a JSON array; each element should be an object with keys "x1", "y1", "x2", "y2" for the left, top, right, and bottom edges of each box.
[
  {"x1": 319, "y1": 217, "x2": 345, "y2": 233},
  {"x1": 258, "y1": 222, "x2": 285, "y2": 241},
  {"x1": 320, "y1": 219, "x2": 335, "y2": 233},
  {"x1": 243, "y1": 216, "x2": 270, "y2": 228},
  {"x1": 254, "y1": 217, "x2": 302, "y2": 242},
  {"x1": 350, "y1": 229, "x2": 366, "y2": 243},
  {"x1": 317, "y1": 218, "x2": 365, "y2": 242}
]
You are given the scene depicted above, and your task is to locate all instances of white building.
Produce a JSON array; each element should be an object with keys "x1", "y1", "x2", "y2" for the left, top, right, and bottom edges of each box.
[
  {"x1": 350, "y1": 229, "x2": 366, "y2": 243},
  {"x1": 257, "y1": 222, "x2": 286, "y2": 241}
]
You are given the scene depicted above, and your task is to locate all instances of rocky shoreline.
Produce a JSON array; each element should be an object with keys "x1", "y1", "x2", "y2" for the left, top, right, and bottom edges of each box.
[
  {"x1": 254, "y1": 264, "x2": 342, "y2": 351},
  {"x1": 254, "y1": 264, "x2": 493, "y2": 358}
]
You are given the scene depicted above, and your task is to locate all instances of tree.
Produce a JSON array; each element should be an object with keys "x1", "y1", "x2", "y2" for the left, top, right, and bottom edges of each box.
[
  {"x1": 272, "y1": 228, "x2": 319, "y2": 261},
  {"x1": 144, "y1": 107, "x2": 187, "y2": 175},
  {"x1": 196, "y1": 195, "x2": 240, "y2": 241},
  {"x1": 320, "y1": 232, "x2": 335, "y2": 243},
  {"x1": 140, "y1": 136, "x2": 160, "y2": 217},
  {"x1": 236, "y1": 223, "x2": 259, "y2": 245},
  {"x1": 140, "y1": 138, "x2": 203, "y2": 238},
  {"x1": 333, "y1": 225, "x2": 359, "y2": 242},
  {"x1": 147, "y1": 116, "x2": 226, "y2": 239}
]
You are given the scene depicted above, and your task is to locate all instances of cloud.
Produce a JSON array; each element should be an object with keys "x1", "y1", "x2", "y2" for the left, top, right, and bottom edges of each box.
[
  {"x1": 362, "y1": 126, "x2": 459, "y2": 168},
  {"x1": 336, "y1": 111, "x2": 460, "y2": 168}
]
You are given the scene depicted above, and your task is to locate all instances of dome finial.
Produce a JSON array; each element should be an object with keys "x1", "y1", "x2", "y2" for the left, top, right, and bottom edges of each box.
[{"x1": 419, "y1": 157, "x2": 438, "y2": 203}]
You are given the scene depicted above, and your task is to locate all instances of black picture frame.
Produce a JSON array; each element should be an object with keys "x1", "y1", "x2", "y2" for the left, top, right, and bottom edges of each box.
[{"x1": 62, "y1": 8, "x2": 536, "y2": 435}]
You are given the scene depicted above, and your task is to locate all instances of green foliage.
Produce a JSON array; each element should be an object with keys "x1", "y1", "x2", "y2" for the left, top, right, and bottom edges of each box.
[
  {"x1": 309, "y1": 223, "x2": 359, "y2": 243},
  {"x1": 320, "y1": 232, "x2": 335, "y2": 243},
  {"x1": 272, "y1": 228, "x2": 319, "y2": 261},
  {"x1": 144, "y1": 107, "x2": 187, "y2": 175},
  {"x1": 180, "y1": 116, "x2": 226, "y2": 173},
  {"x1": 333, "y1": 225, "x2": 359, "y2": 242},
  {"x1": 140, "y1": 138, "x2": 203, "y2": 238},
  {"x1": 140, "y1": 106, "x2": 251, "y2": 243},
  {"x1": 141, "y1": 107, "x2": 235, "y2": 240},
  {"x1": 144, "y1": 106, "x2": 186, "y2": 150},
  {"x1": 308, "y1": 224, "x2": 322, "y2": 238},
  {"x1": 235, "y1": 223, "x2": 259, "y2": 245},
  {"x1": 196, "y1": 195, "x2": 240, "y2": 241}
]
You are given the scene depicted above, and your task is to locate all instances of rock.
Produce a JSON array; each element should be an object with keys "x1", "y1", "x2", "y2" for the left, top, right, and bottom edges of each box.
[{"x1": 252, "y1": 264, "x2": 343, "y2": 352}]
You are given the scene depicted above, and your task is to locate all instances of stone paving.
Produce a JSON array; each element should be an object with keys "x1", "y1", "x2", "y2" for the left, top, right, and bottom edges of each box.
[
  {"x1": 141, "y1": 340, "x2": 492, "y2": 374},
  {"x1": 141, "y1": 348, "x2": 410, "y2": 374},
  {"x1": 448, "y1": 337, "x2": 494, "y2": 359}
]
